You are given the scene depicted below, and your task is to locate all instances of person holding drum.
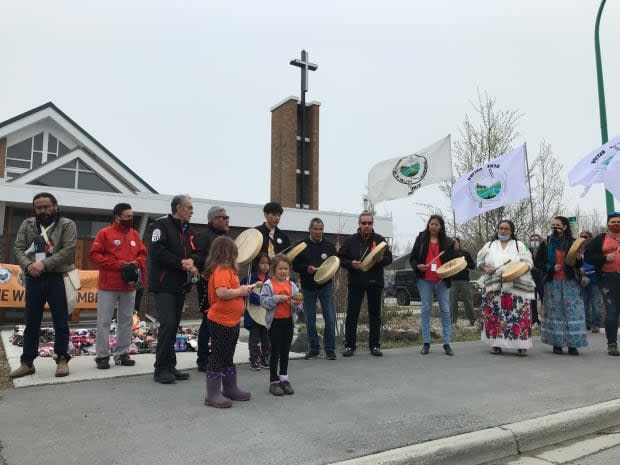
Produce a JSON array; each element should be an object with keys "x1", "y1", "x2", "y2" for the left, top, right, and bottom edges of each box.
[
  {"x1": 477, "y1": 220, "x2": 535, "y2": 356},
  {"x1": 534, "y1": 216, "x2": 587, "y2": 355},
  {"x1": 339, "y1": 211, "x2": 392, "y2": 357},
  {"x1": 584, "y1": 212, "x2": 620, "y2": 356},
  {"x1": 256, "y1": 202, "x2": 290, "y2": 257},
  {"x1": 409, "y1": 214, "x2": 456, "y2": 356},
  {"x1": 292, "y1": 217, "x2": 339, "y2": 361}
]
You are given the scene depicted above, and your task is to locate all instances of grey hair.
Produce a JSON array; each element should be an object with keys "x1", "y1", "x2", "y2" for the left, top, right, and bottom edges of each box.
[
  {"x1": 208, "y1": 206, "x2": 226, "y2": 222},
  {"x1": 171, "y1": 194, "x2": 191, "y2": 214},
  {"x1": 308, "y1": 217, "x2": 323, "y2": 229}
]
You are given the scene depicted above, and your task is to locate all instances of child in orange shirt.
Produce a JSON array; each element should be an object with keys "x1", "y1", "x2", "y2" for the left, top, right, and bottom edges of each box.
[
  {"x1": 203, "y1": 236, "x2": 251, "y2": 408},
  {"x1": 260, "y1": 254, "x2": 303, "y2": 396}
]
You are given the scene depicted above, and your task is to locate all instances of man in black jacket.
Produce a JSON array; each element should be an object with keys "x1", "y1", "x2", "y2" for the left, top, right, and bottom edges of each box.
[
  {"x1": 149, "y1": 194, "x2": 202, "y2": 384},
  {"x1": 292, "y1": 217, "x2": 338, "y2": 360},
  {"x1": 449, "y1": 238, "x2": 476, "y2": 325},
  {"x1": 338, "y1": 212, "x2": 392, "y2": 357},
  {"x1": 255, "y1": 202, "x2": 290, "y2": 257},
  {"x1": 194, "y1": 206, "x2": 229, "y2": 372}
]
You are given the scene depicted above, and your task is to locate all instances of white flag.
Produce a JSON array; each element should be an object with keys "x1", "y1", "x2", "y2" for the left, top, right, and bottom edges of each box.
[
  {"x1": 568, "y1": 134, "x2": 620, "y2": 197},
  {"x1": 451, "y1": 145, "x2": 530, "y2": 225},
  {"x1": 603, "y1": 152, "x2": 620, "y2": 201},
  {"x1": 367, "y1": 135, "x2": 452, "y2": 205}
]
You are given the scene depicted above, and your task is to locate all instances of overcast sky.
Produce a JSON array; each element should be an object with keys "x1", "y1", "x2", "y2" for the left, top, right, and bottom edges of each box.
[{"x1": 2, "y1": 0, "x2": 618, "y2": 247}]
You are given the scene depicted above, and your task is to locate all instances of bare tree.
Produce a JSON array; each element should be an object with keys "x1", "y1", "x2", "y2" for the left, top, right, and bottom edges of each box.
[
  {"x1": 529, "y1": 140, "x2": 565, "y2": 235},
  {"x1": 575, "y1": 207, "x2": 606, "y2": 236}
]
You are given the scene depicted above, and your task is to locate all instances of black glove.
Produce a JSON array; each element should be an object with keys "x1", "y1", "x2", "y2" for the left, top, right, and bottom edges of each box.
[{"x1": 120, "y1": 263, "x2": 141, "y2": 287}]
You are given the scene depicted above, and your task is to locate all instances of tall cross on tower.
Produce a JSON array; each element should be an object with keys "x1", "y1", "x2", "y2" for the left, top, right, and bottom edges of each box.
[{"x1": 290, "y1": 50, "x2": 318, "y2": 209}]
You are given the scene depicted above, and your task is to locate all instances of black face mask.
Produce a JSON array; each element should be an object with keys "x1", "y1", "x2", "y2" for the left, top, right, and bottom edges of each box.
[
  {"x1": 551, "y1": 228, "x2": 562, "y2": 238},
  {"x1": 36, "y1": 212, "x2": 57, "y2": 227},
  {"x1": 119, "y1": 219, "x2": 133, "y2": 231}
]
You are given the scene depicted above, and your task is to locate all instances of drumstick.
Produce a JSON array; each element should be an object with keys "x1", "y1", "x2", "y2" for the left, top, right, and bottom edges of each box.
[
  {"x1": 359, "y1": 247, "x2": 370, "y2": 262},
  {"x1": 494, "y1": 259, "x2": 512, "y2": 273},
  {"x1": 425, "y1": 251, "x2": 445, "y2": 266}
]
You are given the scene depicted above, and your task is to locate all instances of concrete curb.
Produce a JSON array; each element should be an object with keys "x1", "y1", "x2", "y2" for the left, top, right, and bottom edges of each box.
[{"x1": 330, "y1": 398, "x2": 620, "y2": 465}]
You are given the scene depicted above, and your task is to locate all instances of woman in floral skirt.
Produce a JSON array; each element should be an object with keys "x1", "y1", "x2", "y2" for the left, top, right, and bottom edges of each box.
[{"x1": 477, "y1": 220, "x2": 535, "y2": 356}]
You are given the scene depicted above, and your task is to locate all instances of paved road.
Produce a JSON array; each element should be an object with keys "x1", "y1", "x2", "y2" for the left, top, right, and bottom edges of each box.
[{"x1": 0, "y1": 334, "x2": 618, "y2": 465}]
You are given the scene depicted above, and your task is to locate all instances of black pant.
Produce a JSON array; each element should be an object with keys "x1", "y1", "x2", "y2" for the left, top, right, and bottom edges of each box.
[
  {"x1": 268, "y1": 318, "x2": 293, "y2": 382},
  {"x1": 249, "y1": 324, "x2": 270, "y2": 363},
  {"x1": 345, "y1": 284, "x2": 383, "y2": 350},
  {"x1": 206, "y1": 320, "x2": 239, "y2": 373},
  {"x1": 602, "y1": 273, "x2": 620, "y2": 343},
  {"x1": 197, "y1": 314, "x2": 211, "y2": 364},
  {"x1": 153, "y1": 292, "x2": 185, "y2": 374}
]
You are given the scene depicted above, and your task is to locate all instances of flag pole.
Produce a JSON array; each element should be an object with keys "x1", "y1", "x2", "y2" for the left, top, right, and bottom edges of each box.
[{"x1": 524, "y1": 143, "x2": 535, "y2": 232}]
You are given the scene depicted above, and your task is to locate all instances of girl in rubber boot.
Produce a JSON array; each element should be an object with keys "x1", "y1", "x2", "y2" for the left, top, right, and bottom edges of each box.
[{"x1": 202, "y1": 236, "x2": 252, "y2": 408}]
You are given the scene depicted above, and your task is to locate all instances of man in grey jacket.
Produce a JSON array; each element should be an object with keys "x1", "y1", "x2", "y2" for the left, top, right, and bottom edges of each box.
[{"x1": 9, "y1": 192, "x2": 77, "y2": 379}]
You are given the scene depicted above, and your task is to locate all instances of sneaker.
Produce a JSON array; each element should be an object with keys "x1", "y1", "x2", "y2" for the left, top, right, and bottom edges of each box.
[
  {"x1": 342, "y1": 347, "x2": 355, "y2": 357},
  {"x1": 259, "y1": 358, "x2": 270, "y2": 369},
  {"x1": 8, "y1": 363, "x2": 35, "y2": 379},
  {"x1": 249, "y1": 361, "x2": 261, "y2": 371},
  {"x1": 55, "y1": 359, "x2": 69, "y2": 377},
  {"x1": 608, "y1": 343, "x2": 620, "y2": 356},
  {"x1": 269, "y1": 383, "x2": 284, "y2": 396},
  {"x1": 304, "y1": 350, "x2": 320, "y2": 360},
  {"x1": 114, "y1": 354, "x2": 135, "y2": 366},
  {"x1": 325, "y1": 351, "x2": 337, "y2": 360},
  {"x1": 95, "y1": 357, "x2": 111, "y2": 370},
  {"x1": 370, "y1": 347, "x2": 383, "y2": 357},
  {"x1": 280, "y1": 381, "x2": 295, "y2": 395}
]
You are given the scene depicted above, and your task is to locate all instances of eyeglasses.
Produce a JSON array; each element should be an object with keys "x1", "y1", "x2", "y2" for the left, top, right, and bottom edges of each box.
[
  {"x1": 360, "y1": 221, "x2": 373, "y2": 226},
  {"x1": 215, "y1": 215, "x2": 230, "y2": 221}
]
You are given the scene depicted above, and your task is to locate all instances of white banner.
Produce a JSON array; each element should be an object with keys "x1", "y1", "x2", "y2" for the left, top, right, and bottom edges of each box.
[
  {"x1": 568, "y1": 134, "x2": 620, "y2": 197},
  {"x1": 367, "y1": 135, "x2": 452, "y2": 205},
  {"x1": 451, "y1": 145, "x2": 530, "y2": 225}
]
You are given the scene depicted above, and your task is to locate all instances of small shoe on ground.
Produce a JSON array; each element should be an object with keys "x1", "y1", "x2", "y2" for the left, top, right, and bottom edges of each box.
[
  {"x1": 490, "y1": 347, "x2": 502, "y2": 355},
  {"x1": 443, "y1": 344, "x2": 454, "y2": 356},
  {"x1": 608, "y1": 343, "x2": 620, "y2": 356},
  {"x1": 170, "y1": 367, "x2": 190, "y2": 380},
  {"x1": 249, "y1": 361, "x2": 261, "y2": 371},
  {"x1": 55, "y1": 359, "x2": 70, "y2": 377},
  {"x1": 154, "y1": 370, "x2": 176, "y2": 384},
  {"x1": 259, "y1": 358, "x2": 270, "y2": 369},
  {"x1": 95, "y1": 357, "x2": 111, "y2": 370},
  {"x1": 342, "y1": 347, "x2": 355, "y2": 357},
  {"x1": 280, "y1": 381, "x2": 295, "y2": 395},
  {"x1": 8, "y1": 363, "x2": 35, "y2": 379},
  {"x1": 269, "y1": 382, "x2": 284, "y2": 396},
  {"x1": 370, "y1": 347, "x2": 383, "y2": 357},
  {"x1": 196, "y1": 361, "x2": 208, "y2": 373},
  {"x1": 325, "y1": 351, "x2": 337, "y2": 360},
  {"x1": 592, "y1": 326, "x2": 600, "y2": 333},
  {"x1": 552, "y1": 346, "x2": 563, "y2": 355},
  {"x1": 114, "y1": 354, "x2": 135, "y2": 366},
  {"x1": 421, "y1": 343, "x2": 430, "y2": 355},
  {"x1": 304, "y1": 350, "x2": 320, "y2": 360},
  {"x1": 517, "y1": 349, "x2": 528, "y2": 357},
  {"x1": 567, "y1": 347, "x2": 580, "y2": 356}
]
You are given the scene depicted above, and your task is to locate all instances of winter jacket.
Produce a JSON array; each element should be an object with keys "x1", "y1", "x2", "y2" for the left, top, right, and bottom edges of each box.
[
  {"x1": 255, "y1": 223, "x2": 291, "y2": 255},
  {"x1": 148, "y1": 215, "x2": 202, "y2": 294},
  {"x1": 452, "y1": 249, "x2": 475, "y2": 281},
  {"x1": 194, "y1": 223, "x2": 228, "y2": 310},
  {"x1": 89, "y1": 223, "x2": 147, "y2": 291},
  {"x1": 260, "y1": 279, "x2": 302, "y2": 329},
  {"x1": 292, "y1": 236, "x2": 338, "y2": 290},
  {"x1": 409, "y1": 232, "x2": 456, "y2": 287},
  {"x1": 338, "y1": 230, "x2": 392, "y2": 287},
  {"x1": 584, "y1": 233, "x2": 612, "y2": 281},
  {"x1": 14, "y1": 216, "x2": 77, "y2": 273}
]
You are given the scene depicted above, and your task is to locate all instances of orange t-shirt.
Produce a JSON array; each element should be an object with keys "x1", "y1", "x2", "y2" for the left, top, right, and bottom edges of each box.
[
  {"x1": 602, "y1": 235, "x2": 620, "y2": 273},
  {"x1": 207, "y1": 266, "x2": 245, "y2": 327},
  {"x1": 271, "y1": 279, "x2": 292, "y2": 319},
  {"x1": 552, "y1": 248, "x2": 567, "y2": 280}
]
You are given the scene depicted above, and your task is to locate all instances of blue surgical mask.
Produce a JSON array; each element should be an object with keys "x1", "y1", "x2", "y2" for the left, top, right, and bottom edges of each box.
[{"x1": 498, "y1": 234, "x2": 510, "y2": 242}]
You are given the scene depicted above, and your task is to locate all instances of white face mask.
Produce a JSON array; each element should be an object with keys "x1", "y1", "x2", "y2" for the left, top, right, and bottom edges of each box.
[{"x1": 529, "y1": 240, "x2": 540, "y2": 249}]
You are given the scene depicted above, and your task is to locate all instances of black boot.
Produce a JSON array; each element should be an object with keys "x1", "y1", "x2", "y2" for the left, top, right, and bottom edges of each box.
[{"x1": 421, "y1": 343, "x2": 430, "y2": 355}]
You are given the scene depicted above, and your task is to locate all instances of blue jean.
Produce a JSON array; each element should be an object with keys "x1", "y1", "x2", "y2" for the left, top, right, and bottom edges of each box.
[
  {"x1": 302, "y1": 282, "x2": 336, "y2": 352},
  {"x1": 22, "y1": 273, "x2": 70, "y2": 364},
  {"x1": 581, "y1": 282, "x2": 601, "y2": 328},
  {"x1": 417, "y1": 279, "x2": 451, "y2": 344}
]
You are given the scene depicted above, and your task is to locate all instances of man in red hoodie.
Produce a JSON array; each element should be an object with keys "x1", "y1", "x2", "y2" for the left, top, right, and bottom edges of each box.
[{"x1": 89, "y1": 203, "x2": 147, "y2": 369}]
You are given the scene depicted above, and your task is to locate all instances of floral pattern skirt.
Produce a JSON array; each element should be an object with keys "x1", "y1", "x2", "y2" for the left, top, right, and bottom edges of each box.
[
  {"x1": 481, "y1": 291, "x2": 532, "y2": 349},
  {"x1": 541, "y1": 279, "x2": 588, "y2": 348}
]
